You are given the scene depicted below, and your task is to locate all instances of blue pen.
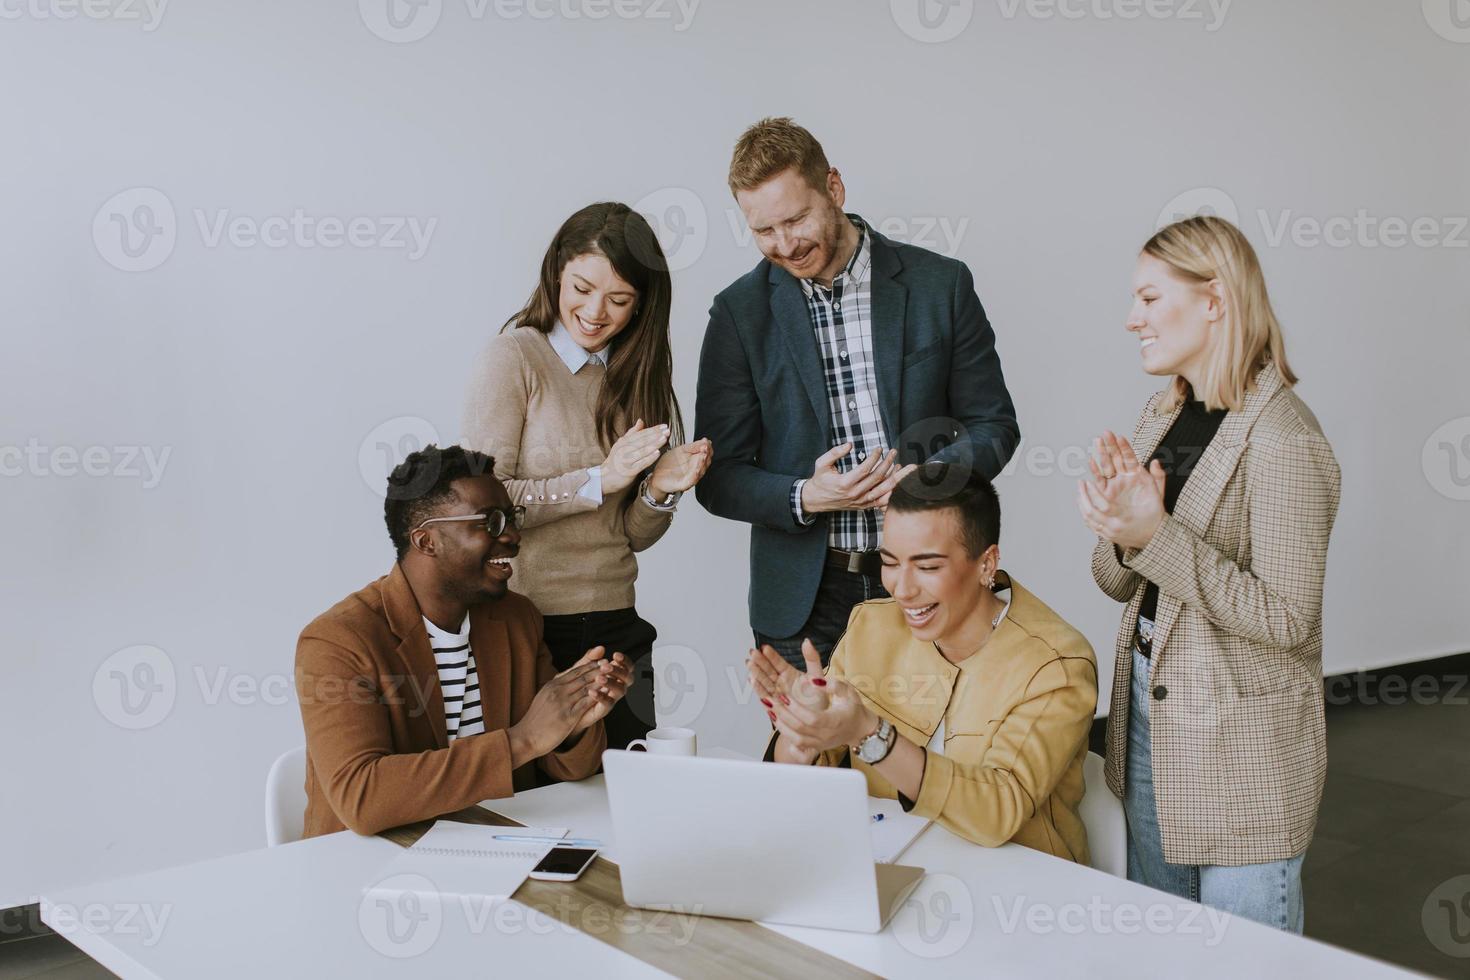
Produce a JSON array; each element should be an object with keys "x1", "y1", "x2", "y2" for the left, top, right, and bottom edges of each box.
[
  {"x1": 492, "y1": 834, "x2": 602, "y2": 847},
  {"x1": 870, "y1": 813, "x2": 885, "y2": 824}
]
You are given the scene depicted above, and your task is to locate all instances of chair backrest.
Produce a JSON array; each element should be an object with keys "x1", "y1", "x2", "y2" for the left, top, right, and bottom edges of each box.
[
  {"x1": 264, "y1": 745, "x2": 308, "y2": 847},
  {"x1": 1079, "y1": 751, "x2": 1127, "y2": 878}
]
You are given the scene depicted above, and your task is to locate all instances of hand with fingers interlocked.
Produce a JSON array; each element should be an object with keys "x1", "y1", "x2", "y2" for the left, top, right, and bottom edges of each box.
[
  {"x1": 800, "y1": 444, "x2": 917, "y2": 515},
  {"x1": 1077, "y1": 429, "x2": 1168, "y2": 552}
]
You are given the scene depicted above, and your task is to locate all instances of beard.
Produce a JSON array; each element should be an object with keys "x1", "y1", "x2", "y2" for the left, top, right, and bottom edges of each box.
[
  {"x1": 443, "y1": 555, "x2": 506, "y2": 607},
  {"x1": 803, "y1": 205, "x2": 852, "y2": 278}
]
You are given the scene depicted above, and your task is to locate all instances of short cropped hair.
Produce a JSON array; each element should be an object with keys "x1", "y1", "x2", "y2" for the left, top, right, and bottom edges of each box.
[
  {"x1": 382, "y1": 444, "x2": 496, "y2": 559},
  {"x1": 887, "y1": 464, "x2": 1001, "y2": 560},
  {"x1": 727, "y1": 117, "x2": 831, "y2": 196}
]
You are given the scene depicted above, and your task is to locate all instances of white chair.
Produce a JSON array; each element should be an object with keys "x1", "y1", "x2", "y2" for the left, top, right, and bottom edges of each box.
[
  {"x1": 1080, "y1": 750, "x2": 1127, "y2": 878},
  {"x1": 264, "y1": 745, "x2": 308, "y2": 847}
]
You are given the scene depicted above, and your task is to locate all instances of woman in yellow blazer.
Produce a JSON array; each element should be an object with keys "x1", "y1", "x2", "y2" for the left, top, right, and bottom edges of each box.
[{"x1": 749, "y1": 465, "x2": 1098, "y2": 863}]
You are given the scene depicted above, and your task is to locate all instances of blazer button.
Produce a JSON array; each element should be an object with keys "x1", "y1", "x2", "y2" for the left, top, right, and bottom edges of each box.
[{"x1": 1153, "y1": 685, "x2": 1168, "y2": 701}]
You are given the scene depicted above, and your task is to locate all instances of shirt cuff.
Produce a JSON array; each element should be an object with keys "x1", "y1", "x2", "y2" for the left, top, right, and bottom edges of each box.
[
  {"x1": 577, "y1": 467, "x2": 603, "y2": 505},
  {"x1": 791, "y1": 479, "x2": 816, "y2": 527},
  {"x1": 908, "y1": 749, "x2": 955, "y2": 822}
]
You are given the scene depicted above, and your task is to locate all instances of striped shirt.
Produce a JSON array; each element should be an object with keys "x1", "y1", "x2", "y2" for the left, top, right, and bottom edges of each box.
[
  {"x1": 791, "y1": 218, "x2": 889, "y2": 551},
  {"x1": 423, "y1": 615, "x2": 484, "y2": 740}
]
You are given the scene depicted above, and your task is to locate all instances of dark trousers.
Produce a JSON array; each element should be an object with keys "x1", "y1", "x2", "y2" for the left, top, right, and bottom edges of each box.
[
  {"x1": 542, "y1": 607, "x2": 657, "y2": 752},
  {"x1": 754, "y1": 564, "x2": 889, "y2": 670}
]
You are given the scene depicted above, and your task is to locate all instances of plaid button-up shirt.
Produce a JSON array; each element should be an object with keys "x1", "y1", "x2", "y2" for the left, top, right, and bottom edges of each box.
[{"x1": 790, "y1": 219, "x2": 889, "y2": 551}]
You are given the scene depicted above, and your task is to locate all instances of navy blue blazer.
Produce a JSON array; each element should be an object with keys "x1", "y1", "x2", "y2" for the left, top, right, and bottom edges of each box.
[{"x1": 694, "y1": 219, "x2": 1020, "y2": 638}]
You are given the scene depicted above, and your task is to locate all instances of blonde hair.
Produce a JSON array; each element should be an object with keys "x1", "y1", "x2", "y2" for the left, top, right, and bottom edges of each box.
[
  {"x1": 1143, "y1": 215, "x2": 1297, "y2": 413},
  {"x1": 727, "y1": 117, "x2": 830, "y2": 196}
]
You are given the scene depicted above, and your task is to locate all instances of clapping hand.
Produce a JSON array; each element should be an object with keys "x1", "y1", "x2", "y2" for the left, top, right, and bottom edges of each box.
[
  {"x1": 799, "y1": 444, "x2": 917, "y2": 515},
  {"x1": 648, "y1": 438, "x2": 713, "y2": 498},
  {"x1": 747, "y1": 640, "x2": 875, "y2": 765},
  {"x1": 570, "y1": 646, "x2": 633, "y2": 733},
  {"x1": 1077, "y1": 430, "x2": 1167, "y2": 551},
  {"x1": 603, "y1": 420, "x2": 671, "y2": 494}
]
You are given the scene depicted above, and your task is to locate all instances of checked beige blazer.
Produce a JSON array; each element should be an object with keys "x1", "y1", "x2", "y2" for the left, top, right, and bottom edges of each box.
[{"x1": 1092, "y1": 362, "x2": 1341, "y2": 866}]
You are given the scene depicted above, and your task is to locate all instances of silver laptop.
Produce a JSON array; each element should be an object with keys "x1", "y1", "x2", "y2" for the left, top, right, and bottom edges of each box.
[{"x1": 602, "y1": 749, "x2": 925, "y2": 932}]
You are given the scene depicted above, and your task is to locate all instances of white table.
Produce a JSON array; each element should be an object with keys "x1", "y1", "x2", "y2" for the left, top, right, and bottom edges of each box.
[
  {"x1": 493, "y1": 775, "x2": 1410, "y2": 979},
  {"x1": 40, "y1": 829, "x2": 670, "y2": 979},
  {"x1": 43, "y1": 777, "x2": 1411, "y2": 980}
]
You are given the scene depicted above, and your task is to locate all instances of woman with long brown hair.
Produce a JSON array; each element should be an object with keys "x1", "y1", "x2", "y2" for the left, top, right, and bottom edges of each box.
[{"x1": 464, "y1": 202, "x2": 711, "y2": 749}]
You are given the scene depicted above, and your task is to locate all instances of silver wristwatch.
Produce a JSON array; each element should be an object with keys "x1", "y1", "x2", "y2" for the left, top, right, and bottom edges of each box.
[
  {"x1": 851, "y1": 717, "x2": 896, "y2": 765},
  {"x1": 639, "y1": 477, "x2": 679, "y2": 512}
]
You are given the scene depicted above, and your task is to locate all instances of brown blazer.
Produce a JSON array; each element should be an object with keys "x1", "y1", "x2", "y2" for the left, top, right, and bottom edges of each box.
[
  {"x1": 294, "y1": 563, "x2": 605, "y2": 838},
  {"x1": 1093, "y1": 363, "x2": 1341, "y2": 866}
]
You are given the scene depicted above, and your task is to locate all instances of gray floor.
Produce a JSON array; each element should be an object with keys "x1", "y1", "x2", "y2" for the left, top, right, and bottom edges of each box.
[
  {"x1": 3, "y1": 658, "x2": 1467, "y2": 979},
  {"x1": 1303, "y1": 659, "x2": 1470, "y2": 978},
  {"x1": 0, "y1": 929, "x2": 114, "y2": 980}
]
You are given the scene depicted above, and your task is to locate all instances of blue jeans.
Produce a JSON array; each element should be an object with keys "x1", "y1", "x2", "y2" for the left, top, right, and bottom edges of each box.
[
  {"x1": 754, "y1": 564, "x2": 888, "y2": 670},
  {"x1": 1124, "y1": 644, "x2": 1306, "y2": 933}
]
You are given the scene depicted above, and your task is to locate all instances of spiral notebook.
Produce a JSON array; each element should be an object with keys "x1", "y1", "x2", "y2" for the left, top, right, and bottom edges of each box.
[
  {"x1": 364, "y1": 822, "x2": 568, "y2": 902},
  {"x1": 869, "y1": 798, "x2": 932, "y2": 864}
]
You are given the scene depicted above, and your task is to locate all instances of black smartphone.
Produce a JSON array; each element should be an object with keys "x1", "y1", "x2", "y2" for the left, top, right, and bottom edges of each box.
[{"x1": 528, "y1": 846, "x2": 598, "y2": 881}]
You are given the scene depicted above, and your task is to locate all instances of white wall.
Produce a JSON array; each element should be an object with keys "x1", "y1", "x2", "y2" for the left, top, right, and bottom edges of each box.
[{"x1": 3, "y1": 0, "x2": 1467, "y2": 908}]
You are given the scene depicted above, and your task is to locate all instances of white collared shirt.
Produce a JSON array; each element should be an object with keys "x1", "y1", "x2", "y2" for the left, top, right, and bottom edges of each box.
[
  {"x1": 547, "y1": 321, "x2": 608, "y2": 504},
  {"x1": 549, "y1": 320, "x2": 610, "y2": 374}
]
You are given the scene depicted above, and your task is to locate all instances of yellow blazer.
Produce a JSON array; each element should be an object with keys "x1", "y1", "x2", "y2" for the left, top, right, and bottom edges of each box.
[{"x1": 816, "y1": 573, "x2": 1098, "y2": 863}]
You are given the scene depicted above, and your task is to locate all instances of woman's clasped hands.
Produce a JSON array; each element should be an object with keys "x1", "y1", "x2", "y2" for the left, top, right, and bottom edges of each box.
[{"x1": 1077, "y1": 430, "x2": 1167, "y2": 552}]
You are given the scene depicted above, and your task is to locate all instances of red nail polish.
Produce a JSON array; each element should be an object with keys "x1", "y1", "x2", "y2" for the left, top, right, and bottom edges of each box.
[
  {"x1": 760, "y1": 698, "x2": 773, "y2": 708},
  {"x1": 767, "y1": 711, "x2": 777, "y2": 722},
  {"x1": 811, "y1": 678, "x2": 827, "y2": 687},
  {"x1": 778, "y1": 695, "x2": 790, "y2": 706}
]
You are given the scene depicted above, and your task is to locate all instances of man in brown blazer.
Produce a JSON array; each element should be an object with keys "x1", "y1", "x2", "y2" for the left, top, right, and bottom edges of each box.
[{"x1": 295, "y1": 445, "x2": 632, "y2": 838}]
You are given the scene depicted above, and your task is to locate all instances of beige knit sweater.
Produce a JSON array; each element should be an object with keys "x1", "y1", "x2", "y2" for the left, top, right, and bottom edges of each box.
[{"x1": 461, "y1": 326, "x2": 673, "y2": 615}]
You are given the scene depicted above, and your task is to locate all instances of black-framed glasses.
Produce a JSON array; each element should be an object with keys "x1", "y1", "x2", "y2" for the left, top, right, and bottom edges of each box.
[{"x1": 413, "y1": 506, "x2": 526, "y2": 538}]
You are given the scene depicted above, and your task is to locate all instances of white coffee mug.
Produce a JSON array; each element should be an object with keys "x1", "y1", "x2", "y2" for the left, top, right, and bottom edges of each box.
[{"x1": 626, "y1": 726, "x2": 697, "y2": 757}]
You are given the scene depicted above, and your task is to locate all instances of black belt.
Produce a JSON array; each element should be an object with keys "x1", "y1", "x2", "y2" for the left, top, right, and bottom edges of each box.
[{"x1": 826, "y1": 548, "x2": 882, "y2": 577}]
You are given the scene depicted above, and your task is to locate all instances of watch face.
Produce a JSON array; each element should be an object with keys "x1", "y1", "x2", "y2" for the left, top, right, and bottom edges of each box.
[{"x1": 857, "y1": 719, "x2": 892, "y2": 763}]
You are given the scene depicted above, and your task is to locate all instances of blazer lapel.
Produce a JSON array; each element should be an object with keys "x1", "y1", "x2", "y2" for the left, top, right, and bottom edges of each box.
[
  {"x1": 868, "y1": 231, "x2": 907, "y2": 445},
  {"x1": 469, "y1": 610, "x2": 511, "y2": 734},
  {"x1": 381, "y1": 564, "x2": 447, "y2": 749},
  {"x1": 1135, "y1": 396, "x2": 1182, "y2": 465},
  {"x1": 1150, "y1": 364, "x2": 1284, "y2": 665},
  {"x1": 1110, "y1": 399, "x2": 1181, "y2": 679},
  {"x1": 769, "y1": 269, "x2": 831, "y2": 443}
]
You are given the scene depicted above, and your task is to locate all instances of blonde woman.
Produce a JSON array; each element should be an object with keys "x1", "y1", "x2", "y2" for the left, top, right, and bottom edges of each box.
[{"x1": 1077, "y1": 216, "x2": 1340, "y2": 932}]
